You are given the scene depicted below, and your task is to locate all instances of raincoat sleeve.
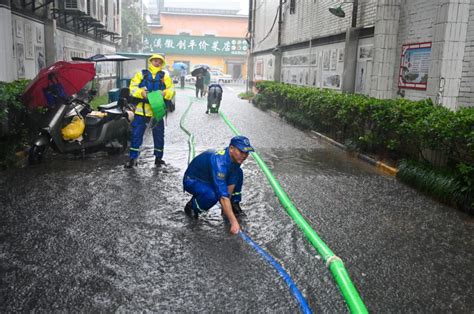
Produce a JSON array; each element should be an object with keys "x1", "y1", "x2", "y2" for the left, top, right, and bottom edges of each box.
[
  {"x1": 210, "y1": 152, "x2": 230, "y2": 199},
  {"x1": 129, "y1": 71, "x2": 145, "y2": 99},
  {"x1": 162, "y1": 72, "x2": 175, "y2": 100}
]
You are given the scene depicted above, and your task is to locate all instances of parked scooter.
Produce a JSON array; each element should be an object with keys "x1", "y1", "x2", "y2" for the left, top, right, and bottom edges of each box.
[{"x1": 28, "y1": 88, "x2": 132, "y2": 164}]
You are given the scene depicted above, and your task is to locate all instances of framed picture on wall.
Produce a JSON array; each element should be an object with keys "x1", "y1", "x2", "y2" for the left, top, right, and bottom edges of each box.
[
  {"x1": 35, "y1": 46, "x2": 45, "y2": 73},
  {"x1": 16, "y1": 42, "x2": 25, "y2": 78},
  {"x1": 358, "y1": 45, "x2": 373, "y2": 61},
  {"x1": 36, "y1": 27, "x2": 43, "y2": 44},
  {"x1": 323, "y1": 51, "x2": 330, "y2": 71},
  {"x1": 338, "y1": 49, "x2": 344, "y2": 62},
  {"x1": 15, "y1": 20, "x2": 24, "y2": 38},
  {"x1": 25, "y1": 23, "x2": 34, "y2": 59},
  {"x1": 322, "y1": 72, "x2": 341, "y2": 89},
  {"x1": 330, "y1": 49, "x2": 337, "y2": 71}
]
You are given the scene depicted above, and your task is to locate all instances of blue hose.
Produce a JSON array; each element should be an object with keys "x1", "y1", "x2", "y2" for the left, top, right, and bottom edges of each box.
[{"x1": 239, "y1": 231, "x2": 313, "y2": 314}]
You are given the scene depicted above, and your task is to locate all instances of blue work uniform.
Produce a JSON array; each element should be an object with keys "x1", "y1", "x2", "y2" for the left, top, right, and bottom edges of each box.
[
  {"x1": 129, "y1": 69, "x2": 167, "y2": 160},
  {"x1": 183, "y1": 147, "x2": 243, "y2": 213}
]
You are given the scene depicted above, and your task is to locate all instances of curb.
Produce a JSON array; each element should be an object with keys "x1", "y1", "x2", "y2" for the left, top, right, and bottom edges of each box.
[
  {"x1": 309, "y1": 129, "x2": 398, "y2": 176},
  {"x1": 267, "y1": 110, "x2": 398, "y2": 176}
]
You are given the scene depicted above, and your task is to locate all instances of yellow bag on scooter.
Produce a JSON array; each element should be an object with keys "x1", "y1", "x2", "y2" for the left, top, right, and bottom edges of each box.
[{"x1": 61, "y1": 115, "x2": 85, "y2": 140}]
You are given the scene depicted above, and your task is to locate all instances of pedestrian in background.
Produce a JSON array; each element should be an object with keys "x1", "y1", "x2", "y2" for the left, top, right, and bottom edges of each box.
[
  {"x1": 195, "y1": 74, "x2": 204, "y2": 98},
  {"x1": 180, "y1": 66, "x2": 186, "y2": 89}
]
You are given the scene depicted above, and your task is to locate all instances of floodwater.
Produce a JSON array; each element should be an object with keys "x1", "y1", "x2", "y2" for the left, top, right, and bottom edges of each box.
[{"x1": 1, "y1": 86, "x2": 473, "y2": 312}]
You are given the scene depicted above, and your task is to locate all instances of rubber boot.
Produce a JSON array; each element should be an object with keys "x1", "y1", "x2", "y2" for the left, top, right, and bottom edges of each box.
[{"x1": 124, "y1": 158, "x2": 137, "y2": 168}]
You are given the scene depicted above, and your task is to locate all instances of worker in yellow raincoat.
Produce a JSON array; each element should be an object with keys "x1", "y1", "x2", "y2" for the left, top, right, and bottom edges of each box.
[{"x1": 125, "y1": 54, "x2": 175, "y2": 168}]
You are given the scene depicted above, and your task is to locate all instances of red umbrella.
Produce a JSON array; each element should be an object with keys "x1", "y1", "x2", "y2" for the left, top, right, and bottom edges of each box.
[{"x1": 22, "y1": 61, "x2": 96, "y2": 108}]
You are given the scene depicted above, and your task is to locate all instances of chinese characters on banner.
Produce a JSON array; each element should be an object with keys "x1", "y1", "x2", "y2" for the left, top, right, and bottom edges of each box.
[
  {"x1": 143, "y1": 35, "x2": 248, "y2": 56},
  {"x1": 399, "y1": 42, "x2": 432, "y2": 90}
]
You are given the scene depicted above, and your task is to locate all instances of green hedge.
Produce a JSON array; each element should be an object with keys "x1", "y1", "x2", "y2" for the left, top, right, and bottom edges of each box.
[
  {"x1": 0, "y1": 80, "x2": 45, "y2": 169},
  {"x1": 254, "y1": 81, "x2": 473, "y2": 213},
  {"x1": 397, "y1": 160, "x2": 473, "y2": 214}
]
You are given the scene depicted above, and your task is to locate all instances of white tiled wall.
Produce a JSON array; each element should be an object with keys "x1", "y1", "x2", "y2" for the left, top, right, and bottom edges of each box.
[
  {"x1": 251, "y1": 0, "x2": 474, "y2": 108},
  {"x1": 458, "y1": 1, "x2": 474, "y2": 107}
]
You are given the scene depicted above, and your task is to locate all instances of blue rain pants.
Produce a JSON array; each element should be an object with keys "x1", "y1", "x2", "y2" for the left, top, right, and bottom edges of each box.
[
  {"x1": 129, "y1": 114, "x2": 164, "y2": 160},
  {"x1": 183, "y1": 168, "x2": 243, "y2": 213}
]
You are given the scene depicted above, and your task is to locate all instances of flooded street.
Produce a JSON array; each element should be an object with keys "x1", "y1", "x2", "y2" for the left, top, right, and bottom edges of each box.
[{"x1": 1, "y1": 85, "x2": 473, "y2": 312}]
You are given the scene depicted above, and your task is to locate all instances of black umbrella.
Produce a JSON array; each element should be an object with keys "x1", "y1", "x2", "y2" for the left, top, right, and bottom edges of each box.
[{"x1": 191, "y1": 66, "x2": 210, "y2": 77}]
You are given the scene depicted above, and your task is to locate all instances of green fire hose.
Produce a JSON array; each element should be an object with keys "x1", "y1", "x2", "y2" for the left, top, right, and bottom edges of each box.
[{"x1": 219, "y1": 111, "x2": 368, "y2": 314}]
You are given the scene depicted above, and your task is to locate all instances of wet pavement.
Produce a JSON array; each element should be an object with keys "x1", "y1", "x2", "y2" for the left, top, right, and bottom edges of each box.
[{"x1": 1, "y1": 85, "x2": 473, "y2": 312}]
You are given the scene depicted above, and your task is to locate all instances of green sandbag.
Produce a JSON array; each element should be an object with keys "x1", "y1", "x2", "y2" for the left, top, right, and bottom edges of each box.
[{"x1": 147, "y1": 91, "x2": 166, "y2": 121}]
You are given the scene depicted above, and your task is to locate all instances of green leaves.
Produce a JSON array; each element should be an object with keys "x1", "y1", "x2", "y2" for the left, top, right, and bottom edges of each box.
[
  {"x1": 120, "y1": 0, "x2": 151, "y2": 51},
  {"x1": 0, "y1": 79, "x2": 40, "y2": 169},
  {"x1": 397, "y1": 160, "x2": 473, "y2": 214}
]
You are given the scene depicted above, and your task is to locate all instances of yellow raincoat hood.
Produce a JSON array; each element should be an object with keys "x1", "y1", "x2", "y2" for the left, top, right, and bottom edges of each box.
[{"x1": 148, "y1": 54, "x2": 165, "y2": 75}]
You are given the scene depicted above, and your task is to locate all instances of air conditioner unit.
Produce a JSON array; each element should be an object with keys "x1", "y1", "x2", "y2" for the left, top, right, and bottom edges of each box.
[{"x1": 65, "y1": 0, "x2": 87, "y2": 13}]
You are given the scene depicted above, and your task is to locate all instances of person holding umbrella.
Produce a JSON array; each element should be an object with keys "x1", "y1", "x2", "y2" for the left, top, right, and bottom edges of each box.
[
  {"x1": 191, "y1": 65, "x2": 210, "y2": 98},
  {"x1": 125, "y1": 54, "x2": 175, "y2": 168},
  {"x1": 172, "y1": 62, "x2": 188, "y2": 89}
]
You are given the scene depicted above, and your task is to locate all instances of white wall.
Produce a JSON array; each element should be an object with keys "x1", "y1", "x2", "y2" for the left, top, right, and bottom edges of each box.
[
  {"x1": 11, "y1": 14, "x2": 45, "y2": 80},
  {"x1": 395, "y1": 0, "x2": 439, "y2": 101},
  {"x1": 251, "y1": 0, "x2": 474, "y2": 108},
  {"x1": 252, "y1": 0, "x2": 378, "y2": 51},
  {"x1": 56, "y1": 30, "x2": 118, "y2": 94},
  {"x1": 0, "y1": 7, "x2": 14, "y2": 81},
  {"x1": 458, "y1": 1, "x2": 474, "y2": 107},
  {"x1": 252, "y1": 0, "x2": 279, "y2": 52},
  {"x1": 253, "y1": 54, "x2": 274, "y2": 81}
]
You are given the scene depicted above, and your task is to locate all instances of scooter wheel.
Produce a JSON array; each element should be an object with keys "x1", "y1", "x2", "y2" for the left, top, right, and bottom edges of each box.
[{"x1": 28, "y1": 145, "x2": 46, "y2": 165}]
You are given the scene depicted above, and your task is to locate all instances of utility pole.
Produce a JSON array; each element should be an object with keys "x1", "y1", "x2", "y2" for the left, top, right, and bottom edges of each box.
[
  {"x1": 273, "y1": 0, "x2": 283, "y2": 82},
  {"x1": 140, "y1": 0, "x2": 144, "y2": 52},
  {"x1": 246, "y1": 0, "x2": 254, "y2": 93},
  {"x1": 341, "y1": 0, "x2": 359, "y2": 93},
  {"x1": 351, "y1": 0, "x2": 358, "y2": 28}
]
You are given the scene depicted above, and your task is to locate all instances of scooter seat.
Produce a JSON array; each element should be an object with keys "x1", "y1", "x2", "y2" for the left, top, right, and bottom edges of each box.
[
  {"x1": 103, "y1": 107, "x2": 123, "y2": 115},
  {"x1": 98, "y1": 101, "x2": 118, "y2": 110}
]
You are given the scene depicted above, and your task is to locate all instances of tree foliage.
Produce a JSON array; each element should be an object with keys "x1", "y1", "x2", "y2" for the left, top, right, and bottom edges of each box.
[{"x1": 120, "y1": 0, "x2": 151, "y2": 52}]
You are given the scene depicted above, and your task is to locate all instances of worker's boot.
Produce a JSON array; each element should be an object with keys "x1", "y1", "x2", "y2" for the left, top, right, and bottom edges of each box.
[
  {"x1": 155, "y1": 158, "x2": 166, "y2": 167},
  {"x1": 231, "y1": 202, "x2": 245, "y2": 216},
  {"x1": 124, "y1": 158, "x2": 137, "y2": 168},
  {"x1": 184, "y1": 200, "x2": 199, "y2": 219}
]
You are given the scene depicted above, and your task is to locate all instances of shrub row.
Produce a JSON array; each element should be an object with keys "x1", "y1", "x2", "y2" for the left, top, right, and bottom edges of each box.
[
  {"x1": 254, "y1": 81, "x2": 473, "y2": 213},
  {"x1": 0, "y1": 80, "x2": 44, "y2": 169}
]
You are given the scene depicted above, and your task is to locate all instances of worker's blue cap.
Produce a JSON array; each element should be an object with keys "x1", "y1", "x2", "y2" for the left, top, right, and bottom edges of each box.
[{"x1": 230, "y1": 136, "x2": 254, "y2": 153}]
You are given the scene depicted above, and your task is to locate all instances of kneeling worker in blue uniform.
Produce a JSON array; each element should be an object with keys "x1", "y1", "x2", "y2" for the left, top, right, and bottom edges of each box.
[
  {"x1": 125, "y1": 54, "x2": 175, "y2": 168},
  {"x1": 183, "y1": 136, "x2": 255, "y2": 234}
]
